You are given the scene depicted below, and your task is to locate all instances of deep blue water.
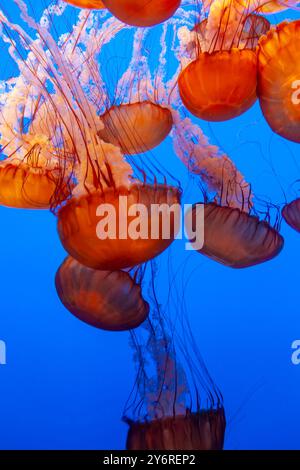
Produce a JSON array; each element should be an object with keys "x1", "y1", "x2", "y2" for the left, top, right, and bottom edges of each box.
[{"x1": 0, "y1": 1, "x2": 300, "y2": 450}]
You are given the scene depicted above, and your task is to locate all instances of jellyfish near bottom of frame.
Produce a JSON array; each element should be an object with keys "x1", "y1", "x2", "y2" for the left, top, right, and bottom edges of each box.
[{"x1": 123, "y1": 295, "x2": 226, "y2": 450}]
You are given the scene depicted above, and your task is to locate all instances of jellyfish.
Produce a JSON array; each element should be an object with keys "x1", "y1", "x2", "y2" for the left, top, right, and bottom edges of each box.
[
  {"x1": 257, "y1": 0, "x2": 298, "y2": 14},
  {"x1": 127, "y1": 409, "x2": 226, "y2": 450},
  {"x1": 55, "y1": 257, "x2": 149, "y2": 331},
  {"x1": 124, "y1": 263, "x2": 226, "y2": 450},
  {"x1": 102, "y1": 0, "x2": 181, "y2": 27},
  {"x1": 0, "y1": 156, "x2": 70, "y2": 210},
  {"x1": 98, "y1": 101, "x2": 173, "y2": 155},
  {"x1": 97, "y1": 26, "x2": 178, "y2": 155},
  {"x1": 282, "y1": 198, "x2": 300, "y2": 233},
  {"x1": 171, "y1": 113, "x2": 284, "y2": 267},
  {"x1": 0, "y1": 66, "x2": 72, "y2": 209},
  {"x1": 63, "y1": 0, "x2": 105, "y2": 9},
  {"x1": 258, "y1": 20, "x2": 300, "y2": 143},
  {"x1": 186, "y1": 203, "x2": 284, "y2": 268},
  {"x1": 57, "y1": 182, "x2": 181, "y2": 270},
  {"x1": 177, "y1": 1, "x2": 270, "y2": 121}
]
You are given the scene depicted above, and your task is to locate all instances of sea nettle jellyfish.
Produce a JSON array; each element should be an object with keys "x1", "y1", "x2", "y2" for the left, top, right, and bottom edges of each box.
[
  {"x1": 97, "y1": 27, "x2": 177, "y2": 155},
  {"x1": 55, "y1": 257, "x2": 149, "y2": 331},
  {"x1": 0, "y1": 155, "x2": 70, "y2": 210},
  {"x1": 177, "y1": 1, "x2": 270, "y2": 121},
  {"x1": 171, "y1": 115, "x2": 283, "y2": 267},
  {"x1": 282, "y1": 198, "x2": 300, "y2": 233},
  {"x1": 124, "y1": 266, "x2": 226, "y2": 450},
  {"x1": 258, "y1": 20, "x2": 300, "y2": 143},
  {"x1": 0, "y1": 74, "x2": 72, "y2": 209},
  {"x1": 98, "y1": 101, "x2": 173, "y2": 156},
  {"x1": 102, "y1": 0, "x2": 181, "y2": 27},
  {"x1": 57, "y1": 182, "x2": 181, "y2": 270},
  {"x1": 186, "y1": 203, "x2": 284, "y2": 268},
  {"x1": 63, "y1": 0, "x2": 105, "y2": 9}
]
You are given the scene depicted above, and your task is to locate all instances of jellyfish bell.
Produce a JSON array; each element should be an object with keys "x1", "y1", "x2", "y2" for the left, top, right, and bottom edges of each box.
[
  {"x1": 63, "y1": 0, "x2": 105, "y2": 9},
  {"x1": 101, "y1": 0, "x2": 181, "y2": 27},
  {"x1": 55, "y1": 256, "x2": 149, "y2": 331},
  {"x1": 178, "y1": 13, "x2": 270, "y2": 122},
  {"x1": 257, "y1": 0, "x2": 297, "y2": 14},
  {"x1": 0, "y1": 156, "x2": 71, "y2": 210},
  {"x1": 239, "y1": 14, "x2": 271, "y2": 49},
  {"x1": 57, "y1": 183, "x2": 181, "y2": 271},
  {"x1": 98, "y1": 102, "x2": 173, "y2": 155},
  {"x1": 258, "y1": 20, "x2": 300, "y2": 143},
  {"x1": 126, "y1": 408, "x2": 226, "y2": 450},
  {"x1": 178, "y1": 49, "x2": 257, "y2": 122},
  {"x1": 186, "y1": 203, "x2": 284, "y2": 268},
  {"x1": 282, "y1": 198, "x2": 300, "y2": 233}
]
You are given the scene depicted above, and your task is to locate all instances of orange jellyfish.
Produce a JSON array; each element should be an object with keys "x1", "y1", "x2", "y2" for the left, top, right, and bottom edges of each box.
[
  {"x1": 63, "y1": 0, "x2": 105, "y2": 9},
  {"x1": 57, "y1": 182, "x2": 181, "y2": 270},
  {"x1": 186, "y1": 203, "x2": 284, "y2": 268},
  {"x1": 0, "y1": 155, "x2": 70, "y2": 210},
  {"x1": 127, "y1": 409, "x2": 226, "y2": 450},
  {"x1": 101, "y1": 0, "x2": 181, "y2": 27},
  {"x1": 55, "y1": 257, "x2": 149, "y2": 331},
  {"x1": 98, "y1": 102, "x2": 173, "y2": 155},
  {"x1": 282, "y1": 198, "x2": 300, "y2": 233},
  {"x1": 258, "y1": 20, "x2": 300, "y2": 143},
  {"x1": 124, "y1": 280, "x2": 226, "y2": 450},
  {"x1": 97, "y1": 25, "x2": 176, "y2": 156},
  {"x1": 0, "y1": 86, "x2": 72, "y2": 210},
  {"x1": 178, "y1": 7, "x2": 270, "y2": 121}
]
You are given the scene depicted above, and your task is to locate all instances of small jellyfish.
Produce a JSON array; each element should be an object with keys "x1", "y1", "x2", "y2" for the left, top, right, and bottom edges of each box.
[
  {"x1": 124, "y1": 268, "x2": 226, "y2": 450},
  {"x1": 282, "y1": 198, "x2": 300, "y2": 233},
  {"x1": 63, "y1": 0, "x2": 105, "y2": 9},
  {"x1": 258, "y1": 20, "x2": 300, "y2": 143},
  {"x1": 98, "y1": 26, "x2": 177, "y2": 156},
  {"x1": 178, "y1": 4, "x2": 270, "y2": 121},
  {"x1": 55, "y1": 257, "x2": 149, "y2": 331},
  {"x1": 186, "y1": 203, "x2": 284, "y2": 268},
  {"x1": 98, "y1": 101, "x2": 173, "y2": 155},
  {"x1": 0, "y1": 156, "x2": 70, "y2": 210},
  {"x1": 57, "y1": 183, "x2": 181, "y2": 270},
  {"x1": 102, "y1": 0, "x2": 181, "y2": 27}
]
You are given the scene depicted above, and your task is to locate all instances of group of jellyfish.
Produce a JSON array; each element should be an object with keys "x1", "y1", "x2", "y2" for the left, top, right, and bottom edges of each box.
[{"x1": 0, "y1": 0, "x2": 299, "y2": 450}]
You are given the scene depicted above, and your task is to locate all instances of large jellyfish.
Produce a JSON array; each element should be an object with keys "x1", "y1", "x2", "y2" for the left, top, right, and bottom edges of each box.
[
  {"x1": 55, "y1": 257, "x2": 149, "y2": 331},
  {"x1": 177, "y1": 0, "x2": 271, "y2": 121},
  {"x1": 102, "y1": 0, "x2": 181, "y2": 27},
  {"x1": 58, "y1": 183, "x2": 181, "y2": 270},
  {"x1": 258, "y1": 20, "x2": 300, "y2": 143},
  {"x1": 124, "y1": 264, "x2": 226, "y2": 450}
]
